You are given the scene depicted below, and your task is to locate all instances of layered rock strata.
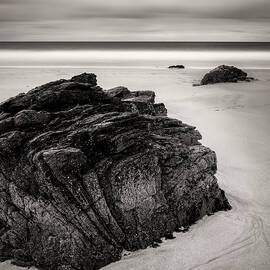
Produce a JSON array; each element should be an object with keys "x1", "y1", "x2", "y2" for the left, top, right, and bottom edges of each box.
[{"x1": 0, "y1": 73, "x2": 231, "y2": 270}]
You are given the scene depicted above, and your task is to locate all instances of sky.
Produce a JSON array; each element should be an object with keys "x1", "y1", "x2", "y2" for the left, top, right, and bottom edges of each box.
[{"x1": 0, "y1": 0, "x2": 270, "y2": 41}]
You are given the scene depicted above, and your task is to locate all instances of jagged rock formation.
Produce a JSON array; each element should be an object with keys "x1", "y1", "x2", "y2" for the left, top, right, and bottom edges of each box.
[
  {"x1": 0, "y1": 73, "x2": 231, "y2": 270},
  {"x1": 200, "y1": 65, "x2": 255, "y2": 85},
  {"x1": 168, "y1": 65, "x2": 185, "y2": 69}
]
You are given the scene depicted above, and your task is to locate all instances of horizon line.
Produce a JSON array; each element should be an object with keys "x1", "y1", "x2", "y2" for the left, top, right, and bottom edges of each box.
[{"x1": 1, "y1": 41, "x2": 270, "y2": 43}]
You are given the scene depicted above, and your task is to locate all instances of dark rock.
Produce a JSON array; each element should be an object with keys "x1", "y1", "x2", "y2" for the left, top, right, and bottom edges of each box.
[
  {"x1": 0, "y1": 73, "x2": 231, "y2": 270},
  {"x1": 168, "y1": 65, "x2": 185, "y2": 69},
  {"x1": 106, "y1": 87, "x2": 158, "y2": 116},
  {"x1": 70, "y1": 73, "x2": 97, "y2": 86},
  {"x1": 0, "y1": 79, "x2": 106, "y2": 114},
  {"x1": 11, "y1": 260, "x2": 34, "y2": 267},
  {"x1": 106, "y1": 86, "x2": 130, "y2": 99},
  {"x1": 245, "y1": 77, "x2": 257, "y2": 82},
  {"x1": 153, "y1": 103, "x2": 167, "y2": 116},
  {"x1": 106, "y1": 87, "x2": 155, "y2": 104},
  {"x1": 0, "y1": 112, "x2": 11, "y2": 121},
  {"x1": 151, "y1": 242, "x2": 160, "y2": 248},
  {"x1": 155, "y1": 238, "x2": 163, "y2": 244},
  {"x1": 200, "y1": 65, "x2": 249, "y2": 85},
  {"x1": 164, "y1": 232, "x2": 175, "y2": 240},
  {"x1": 123, "y1": 90, "x2": 155, "y2": 104},
  {"x1": 0, "y1": 117, "x2": 14, "y2": 135},
  {"x1": 176, "y1": 226, "x2": 189, "y2": 233},
  {"x1": 14, "y1": 110, "x2": 51, "y2": 128}
]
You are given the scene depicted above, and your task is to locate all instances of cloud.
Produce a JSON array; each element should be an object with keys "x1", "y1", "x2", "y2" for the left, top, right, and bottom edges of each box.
[{"x1": 0, "y1": 0, "x2": 269, "y2": 41}]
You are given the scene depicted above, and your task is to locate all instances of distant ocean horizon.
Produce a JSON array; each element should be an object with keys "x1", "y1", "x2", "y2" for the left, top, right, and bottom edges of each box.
[
  {"x1": 1, "y1": 41, "x2": 270, "y2": 68},
  {"x1": 1, "y1": 41, "x2": 270, "y2": 50}
]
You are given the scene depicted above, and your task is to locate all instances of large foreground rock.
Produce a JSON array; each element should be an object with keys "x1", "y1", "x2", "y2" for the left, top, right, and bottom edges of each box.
[
  {"x1": 0, "y1": 73, "x2": 231, "y2": 270},
  {"x1": 200, "y1": 65, "x2": 254, "y2": 85}
]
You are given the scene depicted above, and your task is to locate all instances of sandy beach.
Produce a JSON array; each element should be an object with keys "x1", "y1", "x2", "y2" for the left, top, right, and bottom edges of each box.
[
  {"x1": 1, "y1": 0, "x2": 270, "y2": 267},
  {"x1": 103, "y1": 68, "x2": 270, "y2": 270},
  {"x1": 0, "y1": 66, "x2": 270, "y2": 270}
]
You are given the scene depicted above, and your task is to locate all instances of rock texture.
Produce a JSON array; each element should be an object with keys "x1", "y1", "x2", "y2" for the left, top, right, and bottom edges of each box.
[
  {"x1": 168, "y1": 65, "x2": 185, "y2": 69},
  {"x1": 200, "y1": 65, "x2": 254, "y2": 85},
  {"x1": 0, "y1": 73, "x2": 231, "y2": 270}
]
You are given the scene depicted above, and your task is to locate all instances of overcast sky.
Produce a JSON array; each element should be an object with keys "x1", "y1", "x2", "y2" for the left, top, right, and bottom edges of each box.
[{"x1": 0, "y1": 0, "x2": 270, "y2": 41}]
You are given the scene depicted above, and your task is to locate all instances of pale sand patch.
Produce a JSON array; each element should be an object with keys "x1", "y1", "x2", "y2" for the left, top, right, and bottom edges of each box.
[
  {"x1": 0, "y1": 261, "x2": 36, "y2": 270},
  {"x1": 104, "y1": 70, "x2": 270, "y2": 269}
]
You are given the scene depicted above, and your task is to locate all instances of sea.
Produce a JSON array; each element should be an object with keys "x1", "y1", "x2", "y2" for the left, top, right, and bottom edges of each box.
[{"x1": 0, "y1": 42, "x2": 270, "y2": 69}]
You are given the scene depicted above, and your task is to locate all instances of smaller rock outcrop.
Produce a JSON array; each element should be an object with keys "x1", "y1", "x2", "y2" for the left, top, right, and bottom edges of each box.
[
  {"x1": 168, "y1": 65, "x2": 185, "y2": 69},
  {"x1": 200, "y1": 65, "x2": 255, "y2": 85}
]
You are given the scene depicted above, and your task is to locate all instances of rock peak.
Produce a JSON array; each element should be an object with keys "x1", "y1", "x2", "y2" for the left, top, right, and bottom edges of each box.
[{"x1": 70, "y1": 72, "x2": 97, "y2": 85}]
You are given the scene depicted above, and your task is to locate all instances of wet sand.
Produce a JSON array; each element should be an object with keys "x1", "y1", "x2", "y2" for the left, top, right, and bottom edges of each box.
[
  {"x1": 0, "y1": 67, "x2": 270, "y2": 270},
  {"x1": 105, "y1": 69, "x2": 270, "y2": 270}
]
